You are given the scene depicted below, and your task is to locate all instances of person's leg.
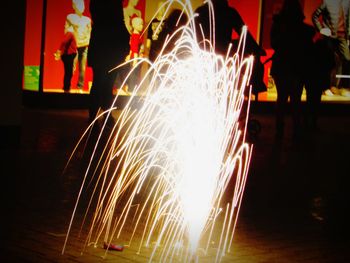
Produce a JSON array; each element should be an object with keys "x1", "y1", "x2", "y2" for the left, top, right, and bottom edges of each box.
[
  {"x1": 333, "y1": 38, "x2": 350, "y2": 89},
  {"x1": 101, "y1": 69, "x2": 118, "y2": 111},
  {"x1": 337, "y1": 38, "x2": 350, "y2": 92},
  {"x1": 312, "y1": 86, "x2": 323, "y2": 129},
  {"x1": 127, "y1": 65, "x2": 141, "y2": 93},
  {"x1": 290, "y1": 77, "x2": 304, "y2": 139},
  {"x1": 273, "y1": 75, "x2": 289, "y2": 138},
  {"x1": 327, "y1": 38, "x2": 341, "y2": 91},
  {"x1": 304, "y1": 78, "x2": 317, "y2": 130},
  {"x1": 116, "y1": 64, "x2": 130, "y2": 93},
  {"x1": 77, "y1": 46, "x2": 88, "y2": 90},
  {"x1": 89, "y1": 67, "x2": 103, "y2": 123},
  {"x1": 97, "y1": 69, "x2": 119, "y2": 128},
  {"x1": 304, "y1": 78, "x2": 312, "y2": 129},
  {"x1": 62, "y1": 54, "x2": 75, "y2": 92}
]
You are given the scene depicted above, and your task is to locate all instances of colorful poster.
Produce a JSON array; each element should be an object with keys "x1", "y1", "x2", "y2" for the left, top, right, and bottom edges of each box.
[{"x1": 23, "y1": 66, "x2": 40, "y2": 91}]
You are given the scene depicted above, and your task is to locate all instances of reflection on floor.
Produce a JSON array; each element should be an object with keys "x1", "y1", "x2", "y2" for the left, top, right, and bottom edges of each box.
[
  {"x1": 44, "y1": 88, "x2": 90, "y2": 94},
  {"x1": 257, "y1": 86, "x2": 350, "y2": 103},
  {"x1": 44, "y1": 86, "x2": 350, "y2": 104},
  {"x1": 44, "y1": 88, "x2": 140, "y2": 96}
]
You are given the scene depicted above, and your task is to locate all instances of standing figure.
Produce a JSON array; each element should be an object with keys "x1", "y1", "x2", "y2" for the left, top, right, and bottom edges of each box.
[
  {"x1": 146, "y1": 1, "x2": 165, "y2": 62},
  {"x1": 270, "y1": 0, "x2": 315, "y2": 140},
  {"x1": 305, "y1": 36, "x2": 335, "y2": 131},
  {"x1": 54, "y1": 21, "x2": 77, "y2": 92},
  {"x1": 312, "y1": 0, "x2": 350, "y2": 97},
  {"x1": 66, "y1": 0, "x2": 91, "y2": 91},
  {"x1": 125, "y1": 16, "x2": 144, "y2": 93},
  {"x1": 194, "y1": 0, "x2": 264, "y2": 56},
  {"x1": 123, "y1": 0, "x2": 142, "y2": 35},
  {"x1": 194, "y1": 0, "x2": 266, "y2": 95},
  {"x1": 87, "y1": 0, "x2": 130, "y2": 123}
]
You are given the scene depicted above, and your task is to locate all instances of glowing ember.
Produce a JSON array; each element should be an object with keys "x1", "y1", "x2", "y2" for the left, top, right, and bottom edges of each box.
[{"x1": 63, "y1": 1, "x2": 253, "y2": 262}]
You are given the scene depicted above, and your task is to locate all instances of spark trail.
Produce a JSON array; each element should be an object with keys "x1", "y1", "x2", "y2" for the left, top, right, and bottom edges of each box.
[{"x1": 63, "y1": 1, "x2": 254, "y2": 262}]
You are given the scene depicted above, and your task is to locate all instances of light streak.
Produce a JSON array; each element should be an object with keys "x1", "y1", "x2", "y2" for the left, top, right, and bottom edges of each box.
[{"x1": 63, "y1": 1, "x2": 254, "y2": 262}]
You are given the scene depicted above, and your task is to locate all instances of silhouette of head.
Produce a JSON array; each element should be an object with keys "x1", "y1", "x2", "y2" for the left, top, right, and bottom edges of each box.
[
  {"x1": 131, "y1": 16, "x2": 144, "y2": 33},
  {"x1": 210, "y1": 0, "x2": 229, "y2": 7},
  {"x1": 73, "y1": 0, "x2": 85, "y2": 15},
  {"x1": 280, "y1": 0, "x2": 305, "y2": 21},
  {"x1": 166, "y1": 9, "x2": 188, "y2": 30}
]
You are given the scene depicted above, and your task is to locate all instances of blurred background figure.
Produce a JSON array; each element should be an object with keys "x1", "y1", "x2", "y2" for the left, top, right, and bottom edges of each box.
[
  {"x1": 270, "y1": 0, "x2": 315, "y2": 141},
  {"x1": 87, "y1": 0, "x2": 130, "y2": 123},
  {"x1": 194, "y1": 0, "x2": 265, "y2": 56},
  {"x1": 312, "y1": 0, "x2": 350, "y2": 97},
  {"x1": 156, "y1": 8, "x2": 189, "y2": 56},
  {"x1": 125, "y1": 16, "x2": 145, "y2": 93},
  {"x1": 66, "y1": 0, "x2": 91, "y2": 92},
  {"x1": 123, "y1": 0, "x2": 142, "y2": 35},
  {"x1": 304, "y1": 36, "x2": 335, "y2": 131},
  {"x1": 194, "y1": 0, "x2": 266, "y2": 97},
  {"x1": 54, "y1": 21, "x2": 77, "y2": 93},
  {"x1": 146, "y1": 1, "x2": 165, "y2": 62}
]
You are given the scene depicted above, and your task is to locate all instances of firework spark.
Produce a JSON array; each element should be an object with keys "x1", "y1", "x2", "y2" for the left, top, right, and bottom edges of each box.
[{"x1": 63, "y1": 1, "x2": 253, "y2": 262}]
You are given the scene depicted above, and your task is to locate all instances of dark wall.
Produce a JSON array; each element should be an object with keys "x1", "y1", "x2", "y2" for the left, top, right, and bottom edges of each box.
[{"x1": 0, "y1": 1, "x2": 26, "y2": 148}]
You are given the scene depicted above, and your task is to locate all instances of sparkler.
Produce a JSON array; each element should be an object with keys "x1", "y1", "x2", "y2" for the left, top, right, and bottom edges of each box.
[{"x1": 63, "y1": 1, "x2": 254, "y2": 262}]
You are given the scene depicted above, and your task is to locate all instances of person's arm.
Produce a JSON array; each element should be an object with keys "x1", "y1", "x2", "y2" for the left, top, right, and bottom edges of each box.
[
  {"x1": 312, "y1": 4, "x2": 326, "y2": 32},
  {"x1": 229, "y1": 7, "x2": 245, "y2": 36},
  {"x1": 229, "y1": 7, "x2": 264, "y2": 56},
  {"x1": 123, "y1": 9, "x2": 132, "y2": 34},
  {"x1": 146, "y1": 20, "x2": 153, "y2": 51},
  {"x1": 80, "y1": 17, "x2": 92, "y2": 46},
  {"x1": 55, "y1": 32, "x2": 74, "y2": 60},
  {"x1": 87, "y1": 17, "x2": 92, "y2": 39}
]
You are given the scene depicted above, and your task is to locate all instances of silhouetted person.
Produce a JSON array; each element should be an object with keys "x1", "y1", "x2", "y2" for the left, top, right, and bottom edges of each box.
[
  {"x1": 87, "y1": 0, "x2": 130, "y2": 123},
  {"x1": 194, "y1": 0, "x2": 266, "y2": 95},
  {"x1": 270, "y1": 0, "x2": 315, "y2": 140},
  {"x1": 156, "y1": 8, "x2": 189, "y2": 56},
  {"x1": 304, "y1": 36, "x2": 335, "y2": 131}
]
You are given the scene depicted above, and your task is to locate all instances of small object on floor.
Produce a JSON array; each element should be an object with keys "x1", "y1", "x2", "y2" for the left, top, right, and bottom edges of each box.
[{"x1": 103, "y1": 242, "x2": 124, "y2": 251}]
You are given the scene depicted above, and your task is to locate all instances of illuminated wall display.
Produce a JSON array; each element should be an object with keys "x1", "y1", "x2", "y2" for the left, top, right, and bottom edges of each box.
[
  {"x1": 23, "y1": 0, "x2": 146, "y2": 94},
  {"x1": 24, "y1": 0, "x2": 340, "y2": 102},
  {"x1": 23, "y1": 0, "x2": 262, "y2": 94}
]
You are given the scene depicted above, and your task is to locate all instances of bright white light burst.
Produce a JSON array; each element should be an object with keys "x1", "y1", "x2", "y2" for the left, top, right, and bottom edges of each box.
[{"x1": 63, "y1": 1, "x2": 254, "y2": 262}]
